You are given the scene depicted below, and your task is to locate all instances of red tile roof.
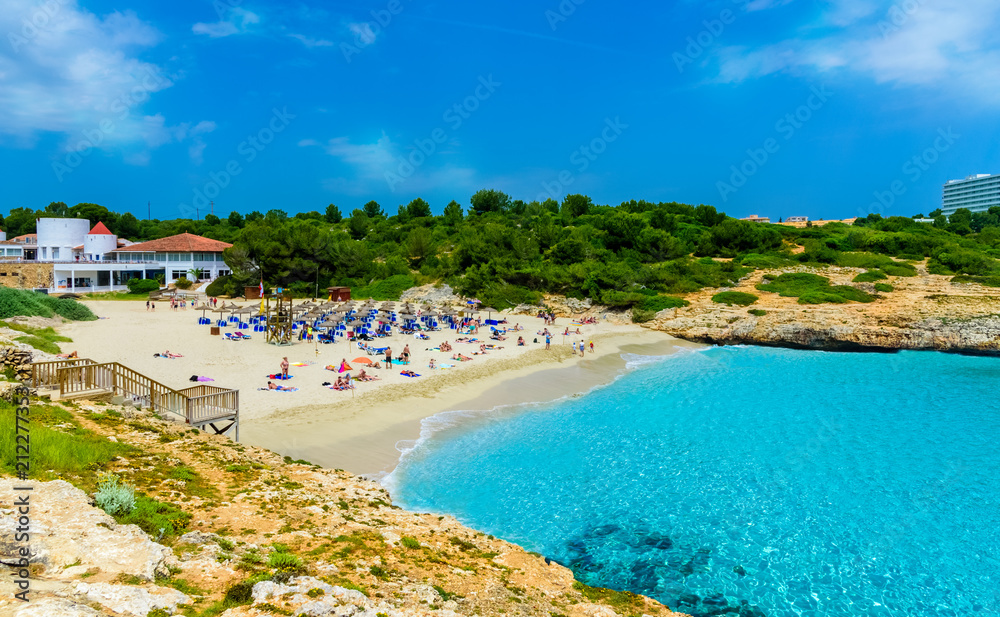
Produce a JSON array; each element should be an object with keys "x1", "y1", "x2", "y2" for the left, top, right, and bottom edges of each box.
[
  {"x1": 111, "y1": 233, "x2": 233, "y2": 253},
  {"x1": 89, "y1": 222, "x2": 113, "y2": 235}
]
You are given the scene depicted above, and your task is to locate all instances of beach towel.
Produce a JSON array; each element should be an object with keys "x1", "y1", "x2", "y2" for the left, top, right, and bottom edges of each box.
[
  {"x1": 189, "y1": 375, "x2": 215, "y2": 382},
  {"x1": 290, "y1": 362, "x2": 313, "y2": 367},
  {"x1": 267, "y1": 374, "x2": 293, "y2": 380},
  {"x1": 400, "y1": 371, "x2": 421, "y2": 377},
  {"x1": 439, "y1": 363, "x2": 455, "y2": 368},
  {"x1": 258, "y1": 387, "x2": 298, "y2": 392},
  {"x1": 338, "y1": 361, "x2": 353, "y2": 373}
]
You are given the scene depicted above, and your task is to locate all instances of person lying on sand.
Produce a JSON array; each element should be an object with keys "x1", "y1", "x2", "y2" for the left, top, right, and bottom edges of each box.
[
  {"x1": 357, "y1": 369, "x2": 380, "y2": 381},
  {"x1": 164, "y1": 350, "x2": 183, "y2": 358},
  {"x1": 56, "y1": 351, "x2": 78, "y2": 359},
  {"x1": 452, "y1": 353, "x2": 473, "y2": 361},
  {"x1": 266, "y1": 380, "x2": 295, "y2": 392},
  {"x1": 400, "y1": 370, "x2": 419, "y2": 377}
]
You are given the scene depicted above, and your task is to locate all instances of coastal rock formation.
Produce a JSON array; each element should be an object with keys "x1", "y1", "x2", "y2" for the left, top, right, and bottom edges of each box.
[
  {"x1": 0, "y1": 479, "x2": 175, "y2": 581},
  {"x1": 1, "y1": 400, "x2": 686, "y2": 617},
  {"x1": 399, "y1": 283, "x2": 461, "y2": 306},
  {"x1": 649, "y1": 265, "x2": 1000, "y2": 354},
  {"x1": 74, "y1": 582, "x2": 191, "y2": 616}
]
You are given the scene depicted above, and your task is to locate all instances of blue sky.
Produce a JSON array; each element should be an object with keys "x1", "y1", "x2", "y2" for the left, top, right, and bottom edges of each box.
[{"x1": 1, "y1": 0, "x2": 998, "y2": 221}]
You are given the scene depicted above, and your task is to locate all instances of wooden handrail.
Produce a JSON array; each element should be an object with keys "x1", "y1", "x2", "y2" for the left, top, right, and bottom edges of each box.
[
  {"x1": 31, "y1": 358, "x2": 96, "y2": 388},
  {"x1": 46, "y1": 360, "x2": 238, "y2": 429}
]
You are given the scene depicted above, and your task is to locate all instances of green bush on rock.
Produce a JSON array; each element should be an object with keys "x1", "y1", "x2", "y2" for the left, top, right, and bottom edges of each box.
[{"x1": 711, "y1": 291, "x2": 758, "y2": 306}]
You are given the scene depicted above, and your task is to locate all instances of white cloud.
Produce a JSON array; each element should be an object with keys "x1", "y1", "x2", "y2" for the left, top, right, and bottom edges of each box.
[
  {"x1": 714, "y1": 0, "x2": 1000, "y2": 103},
  {"x1": 743, "y1": 0, "x2": 796, "y2": 12},
  {"x1": 348, "y1": 22, "x2": 377, "y2": 45},
  {"x1": 192, "y1": 7, "x2": 260, "y2": 38},
  {"x1": 0, "y1": 0, "x2": 212, "y2": 162},
  {"x1": 289, "y1": 33, "x2": 333, "y2": 48},
  {"x1": 308, "y1": 133, "x2": 481, "y2": 195}
]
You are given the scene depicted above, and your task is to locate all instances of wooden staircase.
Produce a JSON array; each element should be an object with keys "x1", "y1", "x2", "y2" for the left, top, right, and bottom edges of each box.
[{"x1": 31, "y1": 358, "x2": 240, "y2": 440}]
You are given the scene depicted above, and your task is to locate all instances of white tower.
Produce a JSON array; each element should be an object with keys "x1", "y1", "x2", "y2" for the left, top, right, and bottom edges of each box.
[
  {"x1": 83, "y1": 222, "x2": 117, "y2": 261},
  {"x1": 36, "y1": 218, "x2": 90, "y2": 262}
]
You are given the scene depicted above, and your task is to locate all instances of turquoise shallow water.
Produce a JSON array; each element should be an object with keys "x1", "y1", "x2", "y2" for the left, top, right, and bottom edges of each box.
[{"x1": 387, "y1": 346, "x2": 1000, "y2": 617}]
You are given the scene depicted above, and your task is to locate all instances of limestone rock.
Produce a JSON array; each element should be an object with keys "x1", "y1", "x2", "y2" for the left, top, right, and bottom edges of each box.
[
  {"x1": 14, "y1": 597, "x2": 103, "y2": 617},
  {"x1": 74, "y1": 582, "x2": 191, "y2": 616},
  {"x1": 0, "y1": 479, "x2": 173, "y2": 581},
  {"x1": 399, "y1": 284, "x2": 460, "y2": 306}
]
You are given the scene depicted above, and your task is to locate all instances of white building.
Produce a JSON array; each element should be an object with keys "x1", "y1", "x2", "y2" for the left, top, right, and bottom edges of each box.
[
  {"x1": 785, "y1": 216, "x2": 809, "y2": 223},
  {"x1": 0, "y1": 218, "x2": 232, "y2": 293},
  {"x1": 942, "y1": 173, "x2": 1000, "y2": 216}
]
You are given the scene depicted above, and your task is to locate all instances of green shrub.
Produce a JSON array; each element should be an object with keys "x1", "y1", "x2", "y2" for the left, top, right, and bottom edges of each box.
[
  {"x1": 116, "y1": 495, "x2": 192, "y2": 538},
  {"x1": 852, "y1": 270, "x2": 887, "y2": 283},
  {"x1": 631, "y1": 309, "x2": 655, "y2": 323},
  {"x1": 400, "y1": 536, "x2": 421, "y2": 550},
  {"x1": 0, "y1": 288, "x2": 96, "y2": 321},
  {"x1": 173, "y1": 277, "x2": 193, "y2": 290},
  {"x1": 880, "y1": 263, "x2": 918, "y2": 277},
  {"x1": 204, "y1": 275, "x2": 231, "y2": 297},
  {"x1": 95, "y1": 474, "x2": 135, "y2": 516},
  {"x1": 874, "y1": 283, "x2": 894, "y2": 292},
  {"x1": 951, "y1": 275, "x2": 1000, "y2": 287},
  {"x1": 748, "y1": 309, "x2": 767, "y2": 316},
  {"x1": 352, "y1": 275, "x2": 416, "y2": 301},
  {"x1": 638, "y1": 295, "x2": 689, "y2": 311},
  {"x1": 268, "y1": 551, "x2": 303, "y2": 572},
  {"x1": 711, "y1": 291, "x2": 758, "y2": 306},
  {"x1": 738, "y1": 253, "x2": 798, "y2": 269},
  {"x1": 126, "y1": 278, "x2": 160, "y2": 294},
  {"x1": 757, "y1": 273, "x2": 874, "y2": 304}
]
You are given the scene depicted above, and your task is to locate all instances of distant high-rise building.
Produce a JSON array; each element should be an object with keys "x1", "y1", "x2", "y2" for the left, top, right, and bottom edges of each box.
[{"x1": 942, "y1": 173, "x2": 1000, "y2": 216}]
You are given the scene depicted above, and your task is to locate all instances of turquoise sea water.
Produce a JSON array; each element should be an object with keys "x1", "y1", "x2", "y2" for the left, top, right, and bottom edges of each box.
[{"x1": 387, "y1": 346, "x2": 1000, "y2": 617}]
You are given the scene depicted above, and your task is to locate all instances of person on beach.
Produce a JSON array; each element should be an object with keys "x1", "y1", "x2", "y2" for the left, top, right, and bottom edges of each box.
[
  {"x1": 280, "y1": 357, "x2": 289, "y2": 378},
  {"x1": 580, "y1": 340, "x2": 585, "y2": 357},
  {"x1": 517, "y1": 336, "x2": 525, "y2": 346},
  {"x1": 385, "y1": 347, "x2": 393, "y2": 368},
  {"x1": 545, "y1": 334, "x2": 551, "y2": 350},
  {"x1": 151, "y1": 302, "x2": 155, "y2": 311},
  {"x1": 402, "y1": 344, "x2": 410, "y2": 363},
  {"x1": 589, "y1": 340, "x2": 594, "y2": 353},
  {"x1": 572, "y1": 340, "x2": 577, "y2": 354},
  {"x1": 146, "y1": 300, "x2": 150, "y2": 311},
  {"x1": 428, "y1": 358, "x2": 437, "y2": 369}
]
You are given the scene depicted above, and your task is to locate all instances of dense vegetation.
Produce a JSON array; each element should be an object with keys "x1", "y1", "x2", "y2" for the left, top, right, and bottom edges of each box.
[{"x1": 6, "y1": 195, "x2": 1000, "y2": 310}]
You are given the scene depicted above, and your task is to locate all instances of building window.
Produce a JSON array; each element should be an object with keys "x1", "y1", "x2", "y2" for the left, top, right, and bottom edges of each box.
[
  {"x1": 172, "y1": 270, "x2": 187, "y2": 280},
  {"x1": 52, "y1": 248, "x2": 59, "y2": 260}
]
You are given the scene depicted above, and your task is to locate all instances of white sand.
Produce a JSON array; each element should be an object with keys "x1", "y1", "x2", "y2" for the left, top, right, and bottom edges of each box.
[{"x1": 58, "y1": 301, "x2": 695, "y2": 474}]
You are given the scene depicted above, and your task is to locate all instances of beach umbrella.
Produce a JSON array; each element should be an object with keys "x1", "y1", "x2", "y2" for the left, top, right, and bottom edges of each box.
[
  {"x1": 352, "y1": 357, "x2": 374, "y2": 365},
  {"x1": 480, "y1": 307, "x2": 498, "y2": 318},
  {"x1": 317, "y1": 320, "x2": 340, "y2": 329}
]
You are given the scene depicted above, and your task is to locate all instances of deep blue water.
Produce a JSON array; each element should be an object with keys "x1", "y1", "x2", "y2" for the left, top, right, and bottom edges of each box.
[{"x1": 387, "y1": 346, "x2": 1000, "y2": 617}]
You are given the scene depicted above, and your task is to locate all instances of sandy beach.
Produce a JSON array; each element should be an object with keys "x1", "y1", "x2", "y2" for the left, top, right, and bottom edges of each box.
[{"x1": 58, "y1": 301, "x2": 697, "y2": 475}]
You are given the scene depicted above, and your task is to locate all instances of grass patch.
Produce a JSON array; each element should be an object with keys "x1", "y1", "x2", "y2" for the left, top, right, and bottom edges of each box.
[
  {"x1": 3, "y1": 321, "x2": 73, "y2": 355},
  {"x1": 79, "y1": 292, "x2": 150, "y2": 301},
  {"x1": 757, "y1": 273, "x2": 874, "y2": 304},
  {"x1": 747, "y1": 309, "x2": 767, "y2": 317},
  {"x1": 400, "y1": 536, "x2": 422, "y2": 550},
  {"x1": 852, "y1": 270, "x2": 887, "y2": 283},
  {"x1": 572, "y1": 581, "x2": 649, "y2": 614},
  {"x1": 874, "y1": 283, "x2": 894, "y2": 293},
  {"x1": 711, "y1": 291, "x2": 758, "y2": 306},
  {"x1": 951, "y1": 275, "x2": 1000, "y2": 287},
  {"x1": 0, "y1": 401, "x2": 128, "y2": 481},
  {"x1": 115, "y1": 495, "x2": 192, "y2": 538}
]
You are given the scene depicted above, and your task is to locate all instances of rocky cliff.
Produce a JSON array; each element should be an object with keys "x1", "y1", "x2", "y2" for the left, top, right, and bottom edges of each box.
[
  {"x1": 647, "y1": 264, "x2": 1000, "y2": 354},
  {"x1": 0, "y1": 398, "x2": 684, "y2": 617}
]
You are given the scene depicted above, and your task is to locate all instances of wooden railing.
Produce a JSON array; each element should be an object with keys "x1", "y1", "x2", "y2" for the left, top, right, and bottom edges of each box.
[
  {"x1": 31, "y1": 358, "x2": 96, "y2": 389},
  {"x1": 35, "y1": 360, "x2": 238, "y2": 433}
]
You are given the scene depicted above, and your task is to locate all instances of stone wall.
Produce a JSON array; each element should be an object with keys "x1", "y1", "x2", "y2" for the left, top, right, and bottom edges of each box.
[
  {"x1": 0, "y1": 262, "x2": 55, "y2": 290},
  {"x1": 0, "y1": 347, "x2": 34, "y2": 384}
]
